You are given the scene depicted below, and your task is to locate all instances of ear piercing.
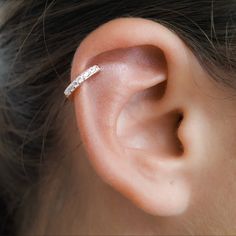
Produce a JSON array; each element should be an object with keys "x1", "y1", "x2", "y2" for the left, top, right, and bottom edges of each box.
[{"x1": 64, "y1": 65, "x2": 101, "y2": 98}]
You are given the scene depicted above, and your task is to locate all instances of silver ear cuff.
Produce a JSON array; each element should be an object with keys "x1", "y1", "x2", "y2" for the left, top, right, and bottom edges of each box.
[{"x1": 64, "y1": 65, "x2": 101, "y2": 98}]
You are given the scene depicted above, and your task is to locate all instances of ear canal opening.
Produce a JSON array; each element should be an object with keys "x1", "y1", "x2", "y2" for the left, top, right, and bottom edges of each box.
[{"x1": 174, "y1": 110, "x2": 184, "y2": 156}]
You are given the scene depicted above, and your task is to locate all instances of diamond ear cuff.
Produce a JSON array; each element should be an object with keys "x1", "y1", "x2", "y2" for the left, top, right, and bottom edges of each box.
[{"x1": 64, "y1": 65, "x2": 101, "y2": 98}]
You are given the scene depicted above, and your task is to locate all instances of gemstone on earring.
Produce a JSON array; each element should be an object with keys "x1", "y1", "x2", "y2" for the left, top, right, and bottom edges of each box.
[
  {"x1": 83, "y1": 71, "x2": 90, "y2": 77},
  {"x1": 72, "y1": 81, "x2": 77, "y2": 87}
]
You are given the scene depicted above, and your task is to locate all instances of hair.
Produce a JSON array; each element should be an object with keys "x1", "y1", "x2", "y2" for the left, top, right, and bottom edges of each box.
[{"x1": 0, "y1": 0, "x2": 236, "y2": 235}]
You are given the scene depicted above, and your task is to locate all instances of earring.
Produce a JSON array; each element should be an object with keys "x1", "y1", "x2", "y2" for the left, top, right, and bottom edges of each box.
[{"x1": 64, "y1": 65, "x2": 101, "y2": 98}]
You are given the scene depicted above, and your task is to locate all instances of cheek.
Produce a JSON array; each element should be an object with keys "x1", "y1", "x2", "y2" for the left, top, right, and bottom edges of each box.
[{"x1": 188, "y1": 97, "x2": 236, "y2": 222}]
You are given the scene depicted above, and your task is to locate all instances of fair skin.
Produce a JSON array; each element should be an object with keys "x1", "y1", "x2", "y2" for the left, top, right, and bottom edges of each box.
[{"x1": 31, "y1": 17, "x2": 236, "y2": 235}]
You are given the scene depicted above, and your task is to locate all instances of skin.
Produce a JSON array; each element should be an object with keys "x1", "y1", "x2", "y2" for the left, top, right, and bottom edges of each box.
[{"x1": 28, "y1": 17, "x2": 236, "y2": 235}]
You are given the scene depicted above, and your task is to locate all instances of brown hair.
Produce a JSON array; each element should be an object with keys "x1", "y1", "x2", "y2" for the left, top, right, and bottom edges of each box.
[{"x1": 0, "y1": 0, "x2": 236, "y2": 235}]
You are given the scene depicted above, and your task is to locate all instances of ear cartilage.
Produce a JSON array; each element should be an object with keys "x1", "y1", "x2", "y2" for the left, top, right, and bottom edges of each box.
[{"x1": 64, "y1": 65, "x2": 101, "y2": 98}]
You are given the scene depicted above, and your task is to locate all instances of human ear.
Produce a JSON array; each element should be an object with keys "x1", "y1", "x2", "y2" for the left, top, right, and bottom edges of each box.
[{"x1": 70, "y1": 17, "x2": 200, "y2": 217}]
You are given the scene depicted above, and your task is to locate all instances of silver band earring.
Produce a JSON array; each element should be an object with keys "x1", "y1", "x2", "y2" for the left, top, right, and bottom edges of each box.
[{"x1": 64, "y1": 65, "x2": 101, "y2": 98}]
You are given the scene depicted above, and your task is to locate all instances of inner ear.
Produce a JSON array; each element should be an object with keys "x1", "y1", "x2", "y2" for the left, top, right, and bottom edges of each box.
[{"x1": 116, "y1": 82, "x2": 184, "y2": 157}]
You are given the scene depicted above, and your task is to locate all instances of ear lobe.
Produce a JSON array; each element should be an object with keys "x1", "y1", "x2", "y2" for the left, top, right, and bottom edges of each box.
[{"x1": 71, "y1": 18, "x2": 192, "y2": 216}]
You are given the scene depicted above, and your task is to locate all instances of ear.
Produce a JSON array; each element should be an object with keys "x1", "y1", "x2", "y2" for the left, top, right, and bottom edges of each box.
[{"x1": 70, "y1": 17, "x2": 199, "y2": 216}]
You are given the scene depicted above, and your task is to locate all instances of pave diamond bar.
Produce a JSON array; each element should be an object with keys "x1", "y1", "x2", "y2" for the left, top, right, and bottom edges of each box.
[{"x1": 64, "y1": 65, "x2": 101, "y2": 98}]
